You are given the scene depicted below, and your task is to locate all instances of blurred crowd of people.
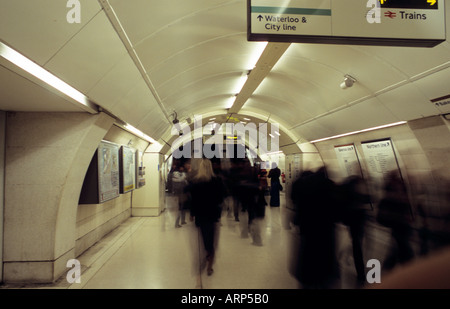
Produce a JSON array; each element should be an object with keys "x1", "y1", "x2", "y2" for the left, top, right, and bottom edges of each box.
[
  {"x1": 167, "y1": 158, "x2": 450, "y2": 288},
  {"x1": 167, "y1": 158, "x2": 282, "y2": 276},
  {"x1": 289, "y1": 166, "x2": 450, "y2": 288}
]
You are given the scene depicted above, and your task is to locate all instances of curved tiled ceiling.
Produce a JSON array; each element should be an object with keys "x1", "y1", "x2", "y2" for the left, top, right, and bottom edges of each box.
[{"x1": 0, "y1": 0, "x2": 449, "y2": 155}]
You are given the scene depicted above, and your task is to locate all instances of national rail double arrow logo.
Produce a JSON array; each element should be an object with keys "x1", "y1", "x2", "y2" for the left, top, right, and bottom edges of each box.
[{"x1": 384, "y1": 11, "x2": 396, "y2": 18}]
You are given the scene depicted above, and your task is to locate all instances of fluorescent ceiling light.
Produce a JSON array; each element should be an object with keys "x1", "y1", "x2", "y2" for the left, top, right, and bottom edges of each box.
[
  {"x1": 247, "y1": 41, "x2": 268, "y2": 70},
  {"x1": 234, "y1": 73, "x2": 248, "y2": 94},
  {"x1": 228, "y1": 42, "x2": 267, "y2": 109},
  {"x1": 228, "y1": 73, "x2": 249, "y2": 109},
  {"x1": 310, "y1": 121, "x2": 407, "y2": 143},
  {"x1": 225, "y1": 96, "x2": 236, "y2": 109},
  {"x1": 265, "y1": 150, "x2": 283, "y2": 156},
  {"x1": 0, "y1": 42, "x2": 93, "y2": 110},
  {"x1": 124, "y1": 123, "x2": 160, "y2": 145}
]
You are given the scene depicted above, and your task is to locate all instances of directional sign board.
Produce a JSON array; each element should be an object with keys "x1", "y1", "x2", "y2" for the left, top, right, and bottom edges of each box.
[{"x1": 247, "y1": 0, "x2": 446, "y2": 47}]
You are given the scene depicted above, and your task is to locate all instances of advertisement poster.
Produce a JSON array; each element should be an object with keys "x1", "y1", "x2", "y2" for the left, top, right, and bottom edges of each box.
[
  {"x1": 98, "y1": 141, "x2": 120, "y2": 203},
  {"x1": 120, "y1": 146, "x2": 136, "y2": 193}
]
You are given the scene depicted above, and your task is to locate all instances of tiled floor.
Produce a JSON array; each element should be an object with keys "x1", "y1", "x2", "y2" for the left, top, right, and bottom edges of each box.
[
  {"x1": 73, "y1": 193, "x2": 303, "y2": 289},
  {"x1": 2, "y1": 192, "x2": 366, "y2": 290}
]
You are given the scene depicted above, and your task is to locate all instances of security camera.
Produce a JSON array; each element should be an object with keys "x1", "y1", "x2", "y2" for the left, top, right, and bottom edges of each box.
[{"x1": 340, "y1": 75, "x2": 356, "y2": 89}]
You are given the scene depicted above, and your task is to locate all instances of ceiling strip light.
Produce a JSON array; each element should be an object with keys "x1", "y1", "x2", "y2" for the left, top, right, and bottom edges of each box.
[
  {"x1": 310, "y1": 121, "x2": 407, "y2": 143},
  {"x1": 124, "y1": 123, "x2": 160, "y2": 145},
  {"x1": 0, "y1": 42, "x2": 96, "y2": 113}
]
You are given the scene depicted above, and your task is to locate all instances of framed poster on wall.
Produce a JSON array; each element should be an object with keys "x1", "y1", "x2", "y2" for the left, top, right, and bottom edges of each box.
[
  {"x1": 79, "y1": 140, "x2": 120, "y2": 204},
  {"x1": 135, "y1": 150, "x2": 146, "y2": 188},
  {"x1": 361, "y1": 138, "x2": 403, "y2": 201},
  {"x1": 119, "y1": 146, "x2": 136, "y2": 193},
  {"x1": 361, "y1": 138, "x2": 401, "y2": 178},
  {"x1": 98, "y1": 141, "x2": 120, "y2": 203},
  {"x1": 334, "y1": 144, "x2": 363, "y2": 178}
]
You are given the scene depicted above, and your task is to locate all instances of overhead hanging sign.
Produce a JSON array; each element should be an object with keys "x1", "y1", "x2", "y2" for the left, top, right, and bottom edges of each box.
[
  {"x1": 431, "y1": 94, "x2": 450, "y2": 113},
  {"x1": 247, "y1": 0, "x2": 446, "y2": 47}
]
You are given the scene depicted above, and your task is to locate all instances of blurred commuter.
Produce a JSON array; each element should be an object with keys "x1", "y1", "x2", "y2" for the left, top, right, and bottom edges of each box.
[
  {"x1": 376, "y1": 171, "x2": 414, "y2": 270},
  {"x1": 251, "y1": 185, "x2": 267, "y2": 246},
  {"x1": 219, "y1": 159, "x2": 235, "y2": 220},
  {"x1": 258, "y1": 166, "x2": 268, "y2": 195},
  {"x1": 228, "y1": 160, "x2": 242, "y2": 221},
  {"x1": 268, "y1": 162, "x2": 282, "y2": 207},
  {"x1": 233, "y1": 159, "x2": 261, "y2": 240},
  {"x1": 172, "y1": 165, "x2": 188, "y2": 228},
  {"x1": 187, "y1": 158, "x2": 226, "y2": 276},
  {"x1": 338, "y1": 175, "x2": 371, "y2": 285},
  {"x1": 250, "y1": 164, "x2": 268, "y2": 246},
  {"x1": 290, "y1": 167, "x2": 340, "y2": 288}
]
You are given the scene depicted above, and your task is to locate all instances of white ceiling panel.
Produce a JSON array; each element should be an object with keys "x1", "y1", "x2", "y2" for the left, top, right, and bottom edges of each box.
[
  {"x1": 87, "y1": 54, "x2": 143, "y2": 111},
  {"x1": 412, "y1": 66, "x2": 450, "y2": 101},
  {"x1": 318, "y1": 97, "x2": 400, "y2": 136},
  {"x1": 44, "y1": 12, "x2": 128, "y2": 94},
  {"x1": 285, "y1": 44, "x2": 407, "y2": 91},
  {"x1": 137, "y1": 111, "x2": 175, "y2": 142},
  {"x1": 173, "y1": 94, "x2": 236, "y2": 117},
  {"x1": 292, "y1": 120, "x2": 334, "y2": 143},
  {"x1": 109, "y1": 0, "x2": 235, "y2": 45},
  {"x1": 152, "y1": 53, "x2": 248, "y2": 91},
  {"x1": 160, "y1": 71, "x2": 243, "y2": 113},
  {"x1": 242, "y1": 96, "x2": 314, "y2": 126},
  {"x1": 377, "y1": 83, "x2": 442, "y2": 120},
  {"x1": 356, "y1": 43, "x2": 450, "y2": 79},
  {"x1": 0, "y1": 0, "x2": 101, "y2": 65},
  {"x1": 108, "y1": 80, "x2": 161, "y2": 127},
  {"x1": 254, "y1": 71, "x2": 356, "y2": 119},
  {"x1": 1, "y1": 0, "x2": 449, "y2": 149}
]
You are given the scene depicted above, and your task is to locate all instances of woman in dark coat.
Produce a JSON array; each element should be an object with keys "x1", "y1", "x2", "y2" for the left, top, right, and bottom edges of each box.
[
  {"x1": 187, "y1": 159, "x2": 225, "y2": 276},
  {"x1": 268, "y1": 162, "x2": 282, "y2": 207}
]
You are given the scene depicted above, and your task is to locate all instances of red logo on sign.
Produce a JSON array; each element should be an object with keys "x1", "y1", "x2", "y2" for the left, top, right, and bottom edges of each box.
[{"x1": 384, "y1": 11, "x2": 397, "y2": 19}]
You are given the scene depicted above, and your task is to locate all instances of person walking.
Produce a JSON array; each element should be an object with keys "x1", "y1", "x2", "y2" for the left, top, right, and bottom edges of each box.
[
  {"x1": 172, "y1": 165, "x2": 188, "y2": 228},
  {"x1": 187, "y1": 159, "x2": 226, "y2": 276}
]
